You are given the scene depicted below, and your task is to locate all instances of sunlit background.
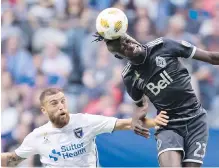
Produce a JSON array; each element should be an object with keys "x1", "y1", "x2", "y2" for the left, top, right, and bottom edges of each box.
[{"x1": 1, "y1": 0, "x2": 219, "y2": 166}]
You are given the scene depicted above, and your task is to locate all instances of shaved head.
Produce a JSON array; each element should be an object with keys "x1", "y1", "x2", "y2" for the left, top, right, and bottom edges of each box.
[{"x1": 39, "y1": 88, "x2": 63, "y2": 105}]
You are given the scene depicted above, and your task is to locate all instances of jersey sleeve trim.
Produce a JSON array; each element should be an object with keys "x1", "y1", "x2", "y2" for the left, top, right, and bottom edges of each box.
[
  {"x1": 188, "y1": 46, "x2": 197, "y2": 58},
  {"x1": 108, "y1": 118, "x2": 118, "y2": 133},
  {"x1": 14, "y1": 150, "x2": 28, "y2": 159},
  {"x1": 133, "y1": 96, "x2": 144, "y2": 103}
]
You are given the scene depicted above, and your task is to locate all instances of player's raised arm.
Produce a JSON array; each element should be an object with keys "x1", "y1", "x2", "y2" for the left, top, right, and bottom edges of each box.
[
  {"x1": 164, "y1": 38, "x2": 219, "y2": 65},
  {"x1": 192, "y1": 48, "x2": 219, "y2": 65},
  {"x1": 1, "y1": 152, "x2": 25, "y2": 167}
]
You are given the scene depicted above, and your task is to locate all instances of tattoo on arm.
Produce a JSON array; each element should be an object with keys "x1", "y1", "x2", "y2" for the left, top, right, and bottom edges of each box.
[{"x1": 1, "y1": 152, "x2": 25, "y2": 167}]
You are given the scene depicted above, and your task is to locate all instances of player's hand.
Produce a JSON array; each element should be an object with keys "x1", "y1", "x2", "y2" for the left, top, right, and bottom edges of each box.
[
  {"x1": 132, "y1": 118, "x2": 150, "y2": 138},
  {"x1": 132, "y1": 104, "x2": 150, "y2": 138},
  {"x1": 132, "y1": 107, "x2": 150, "y2": 138},
  {"x1": 154, "y1": 111, "x2": 169, "y2": 127}
]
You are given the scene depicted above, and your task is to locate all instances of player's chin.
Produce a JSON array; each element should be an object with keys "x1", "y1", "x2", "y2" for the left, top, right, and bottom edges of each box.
[
  {"x1": 57, "y1": 115, "x2": 69, "y2": 126},
  {"x1": 125, "y1": 50, "x2": 135, "y2": 58},
  {"x1": 126, "y1": 52, "x2": 138, "y2": 60},
  {"x1": 58, "y1": 113, "x2": 70, "y2": 123}
]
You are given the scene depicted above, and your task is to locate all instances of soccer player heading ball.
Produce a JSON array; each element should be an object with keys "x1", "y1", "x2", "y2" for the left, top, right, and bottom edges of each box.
[{"x1": 94, "y1": 8, "x2": 219, "y2": 167}]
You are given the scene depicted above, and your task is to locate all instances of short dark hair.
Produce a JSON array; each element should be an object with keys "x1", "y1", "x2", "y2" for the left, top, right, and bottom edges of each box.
[{"x1": 39, "y1": 88, "x2": 63, "y2": 104}]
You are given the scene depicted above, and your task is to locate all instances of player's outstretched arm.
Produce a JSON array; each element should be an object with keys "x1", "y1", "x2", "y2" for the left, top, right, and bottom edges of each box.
[
  {"x1": 113, "y1": 111, "x2": 169, "y2": 138},
  {"x1": 114, "y1": 118, "x2": 132, "y2": 130},
  {"x1": 114, "y1": 118, "x2": 150, "y2": 138},
  {"x1": 1, "y1": 152, "x2": 25, "y2": 167},
  {"x1": 193, "y1": 48, "x2": 219, "y2": 65}
]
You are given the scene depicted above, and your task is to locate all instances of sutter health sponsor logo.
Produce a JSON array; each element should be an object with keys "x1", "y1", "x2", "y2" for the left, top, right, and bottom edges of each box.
[{"x1": 49, "y1": 142, "x2": 86, "y2": 161}]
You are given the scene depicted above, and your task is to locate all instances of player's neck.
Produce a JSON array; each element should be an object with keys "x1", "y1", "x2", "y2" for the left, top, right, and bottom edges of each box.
[
  {"x1": 52, "y1": 123, "x2": 68, "y2": 128},
  {"x1": 129, "y1": 48, "x2": 146, "y2": 65}
]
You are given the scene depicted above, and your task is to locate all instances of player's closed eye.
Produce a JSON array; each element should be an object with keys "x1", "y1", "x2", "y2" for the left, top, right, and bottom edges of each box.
[
  {"x1": 61, "y1": 99, "x2": 65, "y2": 104},
  {"x1": 51, "y1": 101, "x2": 58, "y2": 106}
]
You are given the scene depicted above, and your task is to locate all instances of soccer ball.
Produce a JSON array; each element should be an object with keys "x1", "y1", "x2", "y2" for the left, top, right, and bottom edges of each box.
[{"x1": 96, "y1": 8, "x2": 128, "y2": 40}]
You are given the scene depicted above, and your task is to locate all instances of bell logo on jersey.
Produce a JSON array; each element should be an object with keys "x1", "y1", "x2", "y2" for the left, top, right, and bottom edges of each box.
[{"x1": 147, "y1": 70, "x2": 173, "y2": 96}]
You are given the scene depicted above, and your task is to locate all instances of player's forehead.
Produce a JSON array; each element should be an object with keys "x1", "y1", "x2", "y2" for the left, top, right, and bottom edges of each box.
[
  {"x1": 106, "y1": 38, "x2": 121, "y2": 51},
  {"x1": 44, "y1": 92, "x2": 65, "y2": 103},
  {"x1": 106, "y1": 34, "x2": 138, "y2": 49}
]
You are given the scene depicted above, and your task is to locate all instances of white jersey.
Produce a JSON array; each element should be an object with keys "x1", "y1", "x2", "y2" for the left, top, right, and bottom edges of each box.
[{"x1": 15, "y1": 113, "x2": 117, "y2": 167}]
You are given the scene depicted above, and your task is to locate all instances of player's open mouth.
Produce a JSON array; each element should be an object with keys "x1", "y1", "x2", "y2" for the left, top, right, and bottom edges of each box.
[{"x1": 60, "y1": 113, "x2": 66, "y2": 116}]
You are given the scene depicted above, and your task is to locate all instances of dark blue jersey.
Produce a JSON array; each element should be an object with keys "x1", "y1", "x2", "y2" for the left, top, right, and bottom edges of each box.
[{"x1": 122, "y1": 38, "x2": 201, "y2": 121}]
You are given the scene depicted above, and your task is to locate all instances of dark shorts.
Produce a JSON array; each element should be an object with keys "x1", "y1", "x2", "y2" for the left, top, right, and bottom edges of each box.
[{"x1": 155, "y1": 111, "x2": 209, "y2": 164}]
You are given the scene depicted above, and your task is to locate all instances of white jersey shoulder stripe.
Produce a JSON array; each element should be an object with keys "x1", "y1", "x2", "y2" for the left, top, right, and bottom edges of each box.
[
  {"x1": 147, "y1": 39, "x2": 163, "y2": 48},
  {"x1": 122, "y1": 62, "x2": 131, "y2": 77},
  {"x1": 147, "y1": 37, "x2": 163, "y2": 48}
]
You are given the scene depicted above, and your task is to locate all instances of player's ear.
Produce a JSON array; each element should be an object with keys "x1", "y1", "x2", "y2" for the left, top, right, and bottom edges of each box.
[{"x1": 41, "y1": 106, "x2": 47, "y2": 116}]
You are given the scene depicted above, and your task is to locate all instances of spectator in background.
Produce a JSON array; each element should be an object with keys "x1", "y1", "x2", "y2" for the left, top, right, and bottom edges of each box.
[
  {"x1": 28, "y1": 0, "x2": 55, "y2": 27},
  {"x1": 89, "y1": 0, "x2": 111, "y2": 11},
  {"x1": 108, "y1": 65, "x2": 124, "y2": 106},
  {"x1": 3, "y1": 35, "x2": 35, "y2": 86},
  {"x1": 133, "y1": 0, "x2": 172, "y2": 35},
  {"x1": 83, "y1": 92, "x2": 117, "y2": 116},
  {"x1": 64, "y1": 8, "x2": 95, "y2": 85},
  {"x1": 66, "y1": 0, "x2": 85, "y2": 19},
  {"x1": 1, "y1": 8, "x2": 27, "y2": 43},
  {"x1": 193, "y1": 63, "x2": 216, "y2": 110},
  {"x1": 41, "y1": 42, "x2": 72, "y2": 87},
  {"x1": 79, "y1": 64, "x2": 123, "y2": 116},
  {"x1": 133, "y1": 17, "x2": 155, "y2": 43},
  {"x1": 1, "y1": 72, "x2": 20, "y2": 148},
  {"x1": 202, "y1": 10, "x2": 219, "y2": 52},
  {"x1": 213, "y1": 66, "x2": 219, "y2": 95},
  {"x1": 209, "y1": 65, "x2": 219, "y2": 127},
  {"x1": 185, "y1": 0, "x2": 211, "y2": 34},
  {"x1": 166, "y1": 14, "x2": 195, "y2": 44},
  {"x1": 115, "y1": 103, "x2": 134, "y2": 119}
]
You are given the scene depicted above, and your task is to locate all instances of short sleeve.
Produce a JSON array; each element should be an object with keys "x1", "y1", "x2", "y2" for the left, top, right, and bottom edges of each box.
[
  {"x1": 84, "y1": 114, "x2": 117, "y2": 136},
  {"x1": 164, "y1": 38, "x2": 197, "y2": 59},
  {"x1": 15, "y1": 132, "x2": 37, "y2": 158},
  {"x1": 123, "y1": 73, "x2": 144, "y2": 106}
]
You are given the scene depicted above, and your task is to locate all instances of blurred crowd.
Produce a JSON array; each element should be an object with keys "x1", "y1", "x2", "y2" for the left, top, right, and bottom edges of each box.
[{"x1": 1, "y1": 0, "x2": 219, "y2": 166}]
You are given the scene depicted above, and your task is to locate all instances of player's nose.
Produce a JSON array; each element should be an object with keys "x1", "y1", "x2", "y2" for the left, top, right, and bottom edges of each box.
[{"x1": 58, "y1": 103, "x2": 64, "y2": 110}]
